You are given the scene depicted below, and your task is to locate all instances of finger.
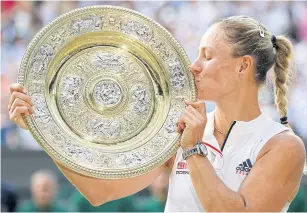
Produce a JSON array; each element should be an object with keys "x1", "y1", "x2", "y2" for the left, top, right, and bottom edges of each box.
[
  {"x1": 186, "y1": 105, "x2": 202, "y2": 117},
  {"x1": 9, "y1": 98, "x2": 34, "y2": 114},
  {"x1": 10, "y1": 106, "x2": 30, "y2": 124},
  {"x1": 185, "y1": 101, "x2": 206, "y2": 116},
  {"x1": 8, "y1": 91, "x2": 33, "y2": 110},
  {"x1": 177, "y1": 119, "x2": 185, "y2": 133},
  {"x1": 9, "y1": 83, "x2": 26, "y2": 95},
  {"x1": 177, "y1": 106, "x2": 198, "y2": 133},
  {"x1": 177, "y1": 114, "x2": 186, "y2": 133},
  {"x1": 182, "y1": 110, "x2": 198, "y2": 128},
  {"x1": 177, "y1": 111, "x2": 194, "y2": 133},
  {"x1": 176, "y1": 112, "x2": 185, "y2": 128}
]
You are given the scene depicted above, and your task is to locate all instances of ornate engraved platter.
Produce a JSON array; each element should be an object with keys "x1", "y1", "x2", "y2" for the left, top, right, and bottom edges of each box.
[{"x1": 18, "y1": 5, "x2": 196, "y2": 179}]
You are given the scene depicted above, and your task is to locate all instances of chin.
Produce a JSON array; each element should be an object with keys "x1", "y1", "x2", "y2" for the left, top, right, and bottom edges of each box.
[{"x1": 196, "y1": 89, "x2": 216, "y2": 101}]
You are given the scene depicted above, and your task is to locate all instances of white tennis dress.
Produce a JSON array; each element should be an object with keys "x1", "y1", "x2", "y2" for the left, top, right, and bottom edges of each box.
[{"x1": 165, "y1": 111, "x2": 290, "y2": 212}]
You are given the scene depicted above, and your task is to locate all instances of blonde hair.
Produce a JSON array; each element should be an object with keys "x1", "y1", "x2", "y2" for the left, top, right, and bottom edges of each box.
[
  {"x1": 216, "y1": 15, "x2": 306, "y2": 174},
  {"x1": 272, "y1": 36, "x2": 293, "y2": 128}
]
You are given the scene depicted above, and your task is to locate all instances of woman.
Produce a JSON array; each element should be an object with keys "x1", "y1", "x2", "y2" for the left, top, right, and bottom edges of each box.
[{"x1": 8, "y1": 16, "x2": 306, "y2": 211}]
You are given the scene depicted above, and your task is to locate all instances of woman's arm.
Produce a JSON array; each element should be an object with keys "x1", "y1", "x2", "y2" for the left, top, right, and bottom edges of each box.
[
  {"x1": 55, "y1": 160, "x2": 167, "y2": 206},
  {"x1": 186, "y1": 131, "x2": 306, "y2": 212}
]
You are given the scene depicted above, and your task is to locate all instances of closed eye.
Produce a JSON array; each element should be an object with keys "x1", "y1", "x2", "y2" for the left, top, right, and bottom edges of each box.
[{"x1": 204, "y1": 55, "x2": 212, "y2": 60}]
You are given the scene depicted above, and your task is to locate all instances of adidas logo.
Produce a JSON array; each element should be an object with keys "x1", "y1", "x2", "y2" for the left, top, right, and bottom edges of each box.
[{"x1": 236, "y1": 159, "x2": 252, "y2": 175}]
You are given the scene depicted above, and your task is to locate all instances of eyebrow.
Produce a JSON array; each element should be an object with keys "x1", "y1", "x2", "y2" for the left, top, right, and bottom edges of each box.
[{"x1": 198, "y1": 46, "x2": 214, "y2": 52}]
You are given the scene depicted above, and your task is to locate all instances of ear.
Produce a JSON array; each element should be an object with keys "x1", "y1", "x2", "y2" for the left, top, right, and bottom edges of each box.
[{"x1": 239, "y1": 55, "x2": 253, "y2": 74}]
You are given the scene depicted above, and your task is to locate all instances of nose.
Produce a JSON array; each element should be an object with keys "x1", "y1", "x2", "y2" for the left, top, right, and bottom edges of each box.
[{"x1": 189, "y1": 59, "x2": 202, "y2": 75}]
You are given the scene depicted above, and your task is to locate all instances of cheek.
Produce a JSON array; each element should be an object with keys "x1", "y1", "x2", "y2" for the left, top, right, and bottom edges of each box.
[
  {"x1": 196, "y1": 61, "x2": 222, "y2": 100},
  {"x1": 217, "y1": 63, "x2": 238, "y2": 90},
  {"x1": 197, "y1": 60, "x2": 238, "y2": 99}
]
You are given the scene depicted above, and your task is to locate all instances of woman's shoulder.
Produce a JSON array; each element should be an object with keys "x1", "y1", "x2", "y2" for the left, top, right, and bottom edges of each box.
[
  {"x1": 258, "y1": 130, "x2": 306, "y2": 164},
  {"x1": 269, "y1": 131, "x2": 305, "y2": 152}
]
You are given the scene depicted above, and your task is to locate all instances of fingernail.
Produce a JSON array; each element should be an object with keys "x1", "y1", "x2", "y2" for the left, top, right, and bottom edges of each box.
[{"x1": 22, "y1": 88, "x2": 27, "y2": 93}]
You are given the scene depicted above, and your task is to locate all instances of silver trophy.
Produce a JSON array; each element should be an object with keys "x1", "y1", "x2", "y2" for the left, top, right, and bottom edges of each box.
[{"x1": 18, "y1": 5, "x2": 196, "y2": 179}]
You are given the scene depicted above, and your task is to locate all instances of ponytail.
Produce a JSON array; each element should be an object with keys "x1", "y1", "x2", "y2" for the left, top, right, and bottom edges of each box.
[{"x1": 272, "y1": 35, "x2": 293, "y2": 128}]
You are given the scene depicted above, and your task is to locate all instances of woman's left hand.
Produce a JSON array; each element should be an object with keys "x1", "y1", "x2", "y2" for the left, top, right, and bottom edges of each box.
[{"x1": 177, "y1": 101, "x2": 207, "y2": 150}]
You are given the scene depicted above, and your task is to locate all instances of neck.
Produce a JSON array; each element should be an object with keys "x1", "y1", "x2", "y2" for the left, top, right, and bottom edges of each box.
[{"x1": 214, "y1": 87, "x2": 261, "y2": 134}]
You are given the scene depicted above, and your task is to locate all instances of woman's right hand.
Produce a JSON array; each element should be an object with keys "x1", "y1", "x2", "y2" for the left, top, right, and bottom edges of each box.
[{"x1": 8, "y1": 83, "x2": 34, "y2": 130}]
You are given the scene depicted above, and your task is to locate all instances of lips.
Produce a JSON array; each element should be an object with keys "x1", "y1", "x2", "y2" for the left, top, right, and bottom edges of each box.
[{"x1": 195, "y1": 80, "x2": 200, "y2": 89}]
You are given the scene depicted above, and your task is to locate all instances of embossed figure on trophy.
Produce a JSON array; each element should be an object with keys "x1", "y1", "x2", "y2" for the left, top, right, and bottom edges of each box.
[
  {"x1": 51, "y1": 27, "x2": 68, "y2": 48},
  {"x1": 131, "y1": 85, "x2": 149, "y2": 113},
  {"x1": 123, "y1": 20, "x2": 153, "y2": 41},
  {"x1": 91, "y1": 120, "x2": 121, "y2": 139},
  {"x1": 92, "y1": 53, "x2": 125, "y2": 71},
  {"x1": 168, "y1": 60, "x2": 185, "y2": 89},
  {"x1": 93, "y1": 81, "x2": 122, "y2": 107},
  {"x1": 60, "y1": 76, "x2": 83, "y2": 107},
  {"x1": 119, "y1": 152, "x2": 142, "y2": 166},
  {"x1": 31, "y1": 93, "x2": 51, "y2": 124},
  {"x1": 165, "y1": 116, "x2": 177, "y2": 134},
  {"x1": 171, "y1": 71, "x2": 185, "y2": 89},
  {"x1": 71, "y1": 15, "x2": 102, "y2": 34},
  {"x1": 31, "y1": 44, "x2": 54, "y2": 75}
]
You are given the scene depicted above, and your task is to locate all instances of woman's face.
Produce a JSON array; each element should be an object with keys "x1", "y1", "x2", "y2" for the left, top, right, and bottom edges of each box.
[{"x1": 190, "y1": 24, "x2": 243, "y2": 101}]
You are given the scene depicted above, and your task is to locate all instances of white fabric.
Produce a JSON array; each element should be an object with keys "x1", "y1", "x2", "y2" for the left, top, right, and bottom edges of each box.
[{"x1": 165, "y1": 111, "x2": 290, "y2": 212}]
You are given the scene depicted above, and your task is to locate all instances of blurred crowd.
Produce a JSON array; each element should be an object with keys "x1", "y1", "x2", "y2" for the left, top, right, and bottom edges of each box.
[{"x1": 1, "y1": 0, "x2": 307, "y2": 212}]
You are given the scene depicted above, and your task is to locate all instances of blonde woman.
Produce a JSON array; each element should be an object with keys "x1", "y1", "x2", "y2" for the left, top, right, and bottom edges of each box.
[{"x1": 8, "y1": 16, "x2": 306, "y2": 211}]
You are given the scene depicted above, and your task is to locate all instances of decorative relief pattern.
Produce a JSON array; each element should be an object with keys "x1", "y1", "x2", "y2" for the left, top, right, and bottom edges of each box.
[
  {"x1": 164, "y1": 115, "x2": 178, "y2": 134},
  {"x1": 91, "y1": 53, "x2": 125, "y2": 71},
  {"x1": 101, "y1": 15, "x2": 122, "y2": 30},
  {"x1": 31, "y1": 93, "x2": 50, "y2": 124},
  {"x1": 131, "y1": 84, "x2": 149, "y2": 114},
  {"x1": 122, "y1": 20, "x2": 153, "y2": 42},
  {"x1": 168, "y1": 60, "x2": 185, "y2": 89},
  {"x1": 31, "y1": 44, "x2": 54, "y2": 75},
  {"x1": 50, "y1": 27, "x2": 70, "y2": 50},
  {"x1": 87, "y1": 118, "x2": 121, "y2": 139},
  {"x1": 93, "y1": 80, "x2": 122, "y2": 107},
  {"x1": 60, "y1": 76, "x2": 83, "y2": 107},
  {"x1": 71, "y1": 15, "x2": 102, "y2": 34}
]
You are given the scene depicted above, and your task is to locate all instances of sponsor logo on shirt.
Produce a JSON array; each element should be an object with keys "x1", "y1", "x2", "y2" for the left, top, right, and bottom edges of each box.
[
  {"x1": 176, "y1": 161, "x2": 189, "y2": 175},
  {"x1": 236, "y1": 159, "x2": 253, "y2": 176},
  {"x1": 176, "y1": 170, "x2": 189, "y2": 175},
  {"x1": 177, "y1": 161, "x2": 188, "y2": 169}
]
